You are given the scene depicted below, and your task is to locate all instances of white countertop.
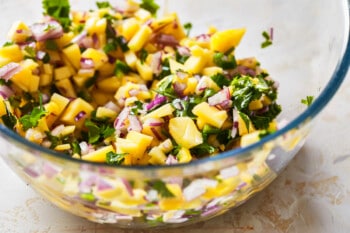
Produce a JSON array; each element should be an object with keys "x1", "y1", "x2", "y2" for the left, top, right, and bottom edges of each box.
[{"x1": 1, "y1": 72, "x2": 350, "y2": 233}]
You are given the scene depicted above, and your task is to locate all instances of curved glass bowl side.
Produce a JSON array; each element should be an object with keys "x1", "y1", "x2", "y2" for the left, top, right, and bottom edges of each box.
[{"x1": 0, "y1": 118, "x2": 312, "y2": 227}]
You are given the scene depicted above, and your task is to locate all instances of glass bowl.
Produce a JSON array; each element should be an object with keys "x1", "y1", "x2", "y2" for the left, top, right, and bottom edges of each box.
[{"x1": 0, "y1": 0, "x2": 349, "y2": 229}]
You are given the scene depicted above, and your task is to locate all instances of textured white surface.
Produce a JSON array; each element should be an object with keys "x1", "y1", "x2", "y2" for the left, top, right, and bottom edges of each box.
[{"x1": 1, "y1": 72, "x2": 349, "y2": 233}]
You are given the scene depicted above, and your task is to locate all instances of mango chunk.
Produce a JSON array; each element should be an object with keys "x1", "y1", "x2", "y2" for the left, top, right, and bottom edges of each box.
[
  {"x1": 210, "y1": 28, "x2": 246, "y2": 52},
  {"x1": 169, "y1": 117, "x2": 203, "y2": 149},
  {"x1": 82, "y1": 145, "x2": 115, "y2": 162},
  {"x1": 192, "y1": 102, "x2": 228, "y2": 128},
  {"x1": 60, "y1": 98, "x2": 94, "y2": 127},
  {"x1": 128, "y1": 25, "x2": 152, "y2": 52}
]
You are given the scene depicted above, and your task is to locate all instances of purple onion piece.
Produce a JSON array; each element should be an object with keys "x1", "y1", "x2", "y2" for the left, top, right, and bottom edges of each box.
[
  {"x1": 0, "y1": 62, "x2": 21, "y2": 81},
  {"x1": 146, "y1": 95, "x2": 167, "y2": 111},
  {"x1": 30, "y1": 20, "x2": 63, "y2": 42},
  {"x1": 75, "y1": 111, "x2": 86, "y2": 122}
]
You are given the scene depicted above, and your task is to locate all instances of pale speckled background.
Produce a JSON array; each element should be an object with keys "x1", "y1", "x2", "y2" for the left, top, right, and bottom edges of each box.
[{"x1": 0, "y1": 74, "x2": 349, "y2": 233}]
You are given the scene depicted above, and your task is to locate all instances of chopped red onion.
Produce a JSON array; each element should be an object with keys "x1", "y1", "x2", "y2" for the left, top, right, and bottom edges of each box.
[
  {"x1": 232, "y1": 65, "x2": 256, "y2": 77},
  {"x1": 0, "y1": 62, "x2": 21, "y2": 81},
  {"x1": 201, "y1": 205, "x2": 221, "y2": 217},
  {"x1": 150, "y1": 127, "x2": 162, "y2": 140},
  {"x1": 114, "y1": 107, "x2": 130, "y2": 131},
  {"x1": 150, "y1": 51, "x2": 162, "y2": 76},
  {"x1": 80, "y1": 58, "x2": 95, "y2": 69},
  {"x1": 183, "y1": 179, "x2": 218, "y2": 201},
  {"x1": 176, "y1": 70, "x2": 187, "y2": 80},
  {"x1": 173, "y1": 82, "x2": 186, "y2": 96},
  {"x1": 176, "y1": 46, "x2": 191, "y2": 56},
  {"x1": 23, "y1": 165, "x2": 40, "y2": 178},
  {"x1": 97, "y1": 179, "x2": 113, "y2": 191},
  {"x1": 195, "y1": 33, "x2": 211, "y2": 42},
  {"x1": 30, "y1": 20, "x2": 63, "y2": 42},
  {"x1": 127, "y1": 115, "x2": 142, "y2": 132},
  {"x1": 143, "y1": 118, "x2": 164, "y2": 127},
  {"x1": 128, "y1": 88, "x2": 139, "y2": 97},
  {"x1": 165, "y1": 155, "x2": 178, "y2": 165},
  {"x1": 75, "y1": 111, "x2": 86, "y2": 122},
  {"x1": 220, "y1": 165, "x2": 239, "y2": 179},
  {"x1": 79, "y1": 141, "x2": 89, "y2": 155},
  {"x1": 153, "y1": 34, "x2": 179, "y2": 47},
  {"x1": 208, "y1": 87, "x2": 231, "y2": 107},
  {"x1": 231, "y1": 126, "x2": 237, "y2": 138},
  {"x1": 145, "y1": 94, "x2": 167, "y2": 111},
  {"x1": 92, "y1": 33, "x2": 100, "y2": 49},
  {"x1": 104, "y1": 101, "x2": 120, "y2": 112},
  {"x1": 148, "y1": 122, "x2": 163, "y2": 127},
  {"x1": 42, "y1": 162, "x2": 60, "y2": 178},
  {"x1": 121, "y1": 178, "x2": 134, "y2": 196},
  {"x1": 36, "y1": 51, "x2": 47, "y2": 60},
  {"x1": 72, "y1": 30, "x2": 88, "y2": 44},
  {"x1": 0, "y1": 85, "x2": 14, "y2": 99},
  {"x1": 51, "y1": 124, "x2": 65, "y2": 136}
]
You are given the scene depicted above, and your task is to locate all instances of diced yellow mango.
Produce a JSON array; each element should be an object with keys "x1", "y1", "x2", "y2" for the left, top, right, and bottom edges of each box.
[
  {"x1": 159, "y1": 183, "x2": 184, "y2": 211},
  {"x1": 44, "y1": 93, "x2": 70, "y2": 127},
  {"x1": 136, "y1": 59, "x2": 153, "y2": 81},
  {"x1": 85, "y1": 17, "x2": 107, "y2": 35},
  {"x1": 249, "y1": 99, "x2": 263, "y2": 110},
  {"x1": 184, "y1": 55, "x2": 207, "y2": 74},
  {"x1": 141, "y1": 103, "x2": 175, "y2": 121},
  {"x1": 192, "y1": 102, "x2": 228, "y2": 128},
  {"x1": 0, "y1": 97, "x2": 7, "y2": 117},
  {"x1": 183, "y1": 77, "x2": 198, "y2": 95},
  {"x1": 54, "y1": 144, "x2": 71, "y2": 151},
  {"x1": 237, "y1": 112, "x2": 255, "y2": 136},
  {"x1": 55, "y1": 32, "x2": 74, "y2": 48},
  {"x1": 7, "y1": 21, "x2": 31, "y2": 43},
  {"x1": 134, "y1": 8, "x2": 152, "y2": 22},
  {"x1": 240, "y1": 131, "x2": 260, "y2": 147},
  {"x1": 96, "y1": 76, "x2": 121, "y2": 93},
  {"x1": 81, "y1": 48, "x2": 108, "y2": 70},
  {"x1": 62, "y1": 43, "x2": 81, "y2": 70},
  {"x1": 126, "y1": 131, "x2": 153, "y2": 158},
  {"x1": 0, "y1": 44, "x2": 23, "y2": 63},
  {"x1": 91, "y1": 90, "x2": 114, "y2": 106},
  {"x1": 148, "y1": 146, "x2": 167, "y2": 165},
  {"x1": 151, "y1": 13, "x2": 185, "y2": 41},
  {"x1": 128, "y1": 25, "x2": 152, "y2": 52},
  {"x1": 210, "y1": 28, "x2": 246, "y2": 52},
  {"x1": 11, "y1": 60, "x2": 39, "y2": 92},
  {"x1": 177, "y1": 147, "x2": 192, "y2": 163},
  {"x1": 96, "y1": 107, "x2": 117, "y2": 119},
  {"x1": 28, "y1": 75, "x2": 40, "y2": 92},
  {"x1": 54, "y1": 66, "x2": 74, "y2": 80},
  {"x1": 124, "y1": 50, "x2": 138, "y2": 69},
  {"x1": 0, "y1": 56, "x2": 11, "y2": 67},
  {"x1": 121, "y1": 18, "x2": 141, "y2": 41},
  {"x1": 71, "y1": 75, "x2": 89, "y2": 88},
  {"x1": 82, "y1": 145, "x2": 115, "y2": 162},
  {"x1": 169, "y1": 117, "x2": 203, "y2": 149},
  {"x1": 55, "y1": 78, "x2": 77, "y2": 98},
  {"x1": 202, "y1": 66, "x2": 223, "y2": 76},
  {"x1": 203, "y1": 176, "x2": 240, "y2": 199},
  {"x1": 60, "y1": 98, "x2": 94, "y2": 127},
  {"x1": 169, "y1": 59, "x2": 186, "y2": 73}
]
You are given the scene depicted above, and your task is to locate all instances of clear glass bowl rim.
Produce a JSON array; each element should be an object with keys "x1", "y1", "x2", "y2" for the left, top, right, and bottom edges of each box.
[{"x1": 0, "y1": 2, "x2": 349, "y2": 171}]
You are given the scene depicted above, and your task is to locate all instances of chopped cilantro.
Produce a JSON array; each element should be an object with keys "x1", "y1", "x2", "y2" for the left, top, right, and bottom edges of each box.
[
  {"x1": 190, "y1": 142, "x2": 216, "y2": 157},
  {"x1": 151, "y1": 180, "x2": 175, "y2": 198},
  {"x1": 172, "y1": 99, "x2": 197, "y2": 118},
  {"x1": 3, "y1": 41, "x2": 14, "y2": 47},
  {"x1": 42, "y1": 0, "x2": 71, "y2": 31},
  {"x1": 96, "y1": 1, "x2": 111, "y2": 9},
  {"x1": 24, "y1": 46, "x2": 36, "y2": 60},
  {"x1": 131, "y1": 101, "x2": 144, "y2": 115},
  {"x1": 184, "y1": 22, "x2": 192, "y2": 37},
  {"x1": 84, "y1": 72, "x2": 98, "y2": 88},
  {"x1": 156, "y1": 58, "x2": 171, "y2": 79},
  {"x1": 115, "y1": 60, "x2": 131, "y2": 78},
  {"x1": 175, "y1": 50, "x2": 190, "y2": 64},
  {"x1": 84, "y1": 119, "x2": 115, "y2": 144},
  {"x1": 154, "y1": 75, "x2": 177, "y2": 99},
  {"x1": 301, "y1": 95, "x2": 314, "y2": 107},
  {"x1": 250, "y1": 103, "x2": 281, "y2": 129},
  {"x1": 103, "y1": 36, "x2": 129, "y2": 54},
  {"x1": 1, "y1": 102, "x2": 17, "y2": 130},
  {"x1": 71, "y1": 141, "x2": 81, "y2": 155},
  {"x1": 140, "y1": 0, "x2": 159, "y2": 16},
  {"x1": 139, "y1": 48, "x2": 148, "y2": 64},
  {"x1": 106, "y1": 151, "x2": 126, "y2": 165},
  {"x1": 261, "y1": 30, "x2": 273, "y2": 48},
  {"x1": 213, "y1": 51, "x2": 237, "y2": 70},
  {"x1": 211, "y1": 73, "x2": 231, "y2": 88},
  {"x1": 19, "y1": 95, "x2": 46, "y2": 131},
  {"x1": 45, "y1": 40, "x2": 58, "y2": 51}
]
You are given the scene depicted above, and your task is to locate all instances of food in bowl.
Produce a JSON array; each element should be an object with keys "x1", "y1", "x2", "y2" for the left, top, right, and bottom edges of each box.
[{"x1": 0, "y1": 0, "x2": 281, "y2": 166}]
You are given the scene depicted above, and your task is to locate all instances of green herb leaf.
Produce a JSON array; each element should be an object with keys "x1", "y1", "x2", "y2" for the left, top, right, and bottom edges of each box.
[
  {"x1": 1, "y1": 102, "x2": 17, "y2": 129},
  {"x1": 42, "y1": 0, "x2": 71, "y2": 31},
  {"x1": 115, "y1": 60, "x2": 131, "y2": 78},
  {"x1": 184, "y1": 22, "x2": 192, "y2": 37},
  {"x1": 154, "y1": 75, "x2": 177, "y2": 99},
  {"x1": 71, "y1": 141, "x2": 81, "y2": 155},
  {"x1": 152, "y1": 180, "x2": 175, "y2": 198},
  {"x1": 261, "y1": 30, "x2": 273, "y2": 48},
  {"x1": 96, "y1": 1, "x2": 111, "y2": 9},
  {"x1": 106, "y1": 151, "x2": 126, "y2": 165},
  {"x1": 45, "y1": 40, "x2": 58, "y2": 51},
  {"x1": 140, "y1": 0, "x2": 159, "y2": 16},
  {"x1": 190, "y1": 142, "x2": 216, "y2": 157},
  {"x1": 213, "y1": 51, "x2": 237, "y2": 70},
  {"x1": 19, "y1": 95, "x2": 46, "y2": 131},
  {"x1": 3, "y1": 41, "x2": 14, "y2": 47},
  {"x1": 238, "y1": 111, "x2": 251, "y2": 133},
  {"x1": 84, "y1": 119, "x2": 115, "y2": 144},
  {"x1": 211, "y1": 73, "x2": 231, "y2": 88},
  {"x1": 24, "y1": 46, "x2": 36, "y2": 60},
  {"x1": 139, "y1": 48, "x2": 148, "y2": 64},
  {"x1": 250, "y1": 103, "x2": 281, "y2": 129},
  {"x1": 301, "y1": 95, "x2": 314, "y2": 107}
]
